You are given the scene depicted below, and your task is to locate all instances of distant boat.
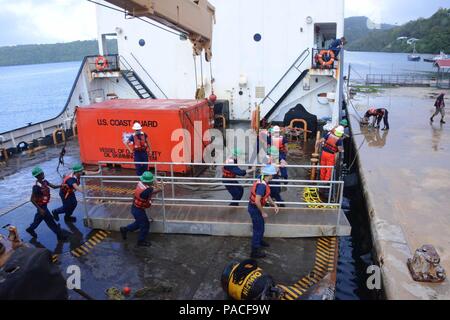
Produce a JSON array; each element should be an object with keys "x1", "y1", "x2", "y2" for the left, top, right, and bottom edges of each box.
[
  {"x1": 424, "y1": 51, "x2": 448, "y2": 63},
  {"x1": 408, "y1": 43, "x2": 421, "y2": 62},
  {"x1": 408, "y1": 54, "x2": 421, "y2": 62}
]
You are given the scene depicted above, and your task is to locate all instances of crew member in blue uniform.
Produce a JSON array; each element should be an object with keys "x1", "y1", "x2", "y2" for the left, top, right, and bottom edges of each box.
[
  {"x1": 120, "y1": 171, "x2": 162, "y2": 247},
  {"x1": 223, "y1": 148, "x2": 255, "y2": 206},
  {"x1": 248, "y1": 165, "x2": 280, "y2": 259},
  {"x1": 52, "y1": 164, "x2": 84, "y2": 223},
  {"x1": 265, "y1": 146, "x2": 287, "y2": 207},
  {"x1": 26, "y1": 167, "x2": 66, "y2": 241},
  {"x1": 125, "y1": 122, "x2": 152, "y2": 176},
  {"x1": 329, "y1": 37, "x2": 347, "y2": 58}
]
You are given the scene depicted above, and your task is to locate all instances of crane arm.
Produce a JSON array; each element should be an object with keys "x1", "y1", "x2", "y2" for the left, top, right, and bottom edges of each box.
[{"x1": 104, "y1": 0, "x2": 216, "y2": 61}]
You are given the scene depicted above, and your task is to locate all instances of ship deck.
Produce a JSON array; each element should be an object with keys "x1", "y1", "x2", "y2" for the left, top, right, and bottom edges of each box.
[
  {"x1": 348, "y1": 87, "x2": 450, "y2": 299},
  {"x1": 0, "y1": 138, "x2": 341, "y2": 300}
]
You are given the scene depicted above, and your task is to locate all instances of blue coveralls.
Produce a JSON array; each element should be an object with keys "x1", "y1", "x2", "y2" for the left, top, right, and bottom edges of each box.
[
  {"x1": 223, "y1": 161, "x2": 248, "y2": 206},
  {"x1": 125, "y1": 187, "x2": 153, "y2": 243},
  {"x1": 329, "y1": 39, "x2": 343, "y2": 57},
  {"x1": 129, "y1": 134, "x2": 149, "y2": 176},
  {"x1": 53, "y1": 176, "x2": 78, "y2": 219},
  {"x1": 269, "y1": 173, "x2": 284, "y2": 204},
  {"x1": 248, "y1": 182, "x2": 270, "y2": 250},
  {"x1": 29, "y1": 182, "x2": 63, "y2": 239}
]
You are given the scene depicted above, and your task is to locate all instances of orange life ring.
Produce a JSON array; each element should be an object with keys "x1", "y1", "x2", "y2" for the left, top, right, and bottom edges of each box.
[
  {"x1": 95, "y1": 56, "x2": 109, "y2": 72},
  {"x1": 317, "y1": 50, "x2": 335, "y2": 67}
]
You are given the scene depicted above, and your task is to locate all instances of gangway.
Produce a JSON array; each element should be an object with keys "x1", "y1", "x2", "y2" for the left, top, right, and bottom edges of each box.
[{"x1": 80, "y1": 161, "x2": 351, "y2": 238}]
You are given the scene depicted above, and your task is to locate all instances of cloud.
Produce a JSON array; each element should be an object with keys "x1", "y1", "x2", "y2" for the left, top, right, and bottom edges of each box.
[
  {"x1": 345, "y1": 0, "x2": 449, "y2": 24},
  {"x1": 0, "y1": 0, "x2": 97, "y2": 46}
]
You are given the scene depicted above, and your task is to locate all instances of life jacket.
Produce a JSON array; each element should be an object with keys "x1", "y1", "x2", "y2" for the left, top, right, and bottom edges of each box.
[
  {"x1": 323, "y1": 133, "x2": 340, "y2": 154},
  {"x1": 61, "y1": 173, "x2": 79, "y2": 199},
  {"x1": 272, "y1": 136, "x2": 287, "y2": 153},
  {"x1": 133, "y1": 133, "x2": 148, "y2": 152},
  {"x1": 223, "y1": 158, "x2": 237, "y2": 178},
  {"x1": 35, "y1": 180, "x2": 50, "y2": 206},
  {"x1": 249, "y1": 179, "x2": 271, "y2": 206},
  {"x1": 133, "y1": 182, "x2": 152, "y2": 209}
]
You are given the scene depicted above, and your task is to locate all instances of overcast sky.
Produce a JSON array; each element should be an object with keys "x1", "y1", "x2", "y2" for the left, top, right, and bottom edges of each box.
[{"x1": 0, "y1": 0, "x2": 448, "y2": 46}]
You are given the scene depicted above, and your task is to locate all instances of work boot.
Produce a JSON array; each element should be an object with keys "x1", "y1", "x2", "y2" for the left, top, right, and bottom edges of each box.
[
  {"x1": 120, "y1": 227, "x2": 128, "y2": 240},
  {"x1": 260, "y1": 240, "x2": 270, "y2": 248},
  {"x1": 441, "y1": 119, "x2": 446, "y2": 124},
  {"x1": 26, "y1": 227, "x2": 37, "y2": 239},
  {"x1": 52, "y1": 210, "x2": 60, "y2": 222},
  {"x1": 430, "y1": 117, "x2": 434, "y2": 123},
  {"x1": 136, "y1": 240, "x2": 152, "y2": 247},
  {"x1": 250, "y1": 248, "x2": 266, "y2": 259},
  {"x1": 64, "y1": 216, "x2": 76, "y2": 222}
]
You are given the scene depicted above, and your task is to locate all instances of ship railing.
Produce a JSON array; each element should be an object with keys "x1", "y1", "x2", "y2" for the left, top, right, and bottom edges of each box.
[{"x1": 80, "y1": 161, "x2": 344, "y2": 224}]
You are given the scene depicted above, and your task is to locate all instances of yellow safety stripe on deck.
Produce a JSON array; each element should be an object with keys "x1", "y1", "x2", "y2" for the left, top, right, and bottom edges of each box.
[
  {"x1": 278, "y1": 236, "x2": 337, "y2": 300},
  {"x1": 69, "y1": 230, "x2": 111, "y2": 258}
]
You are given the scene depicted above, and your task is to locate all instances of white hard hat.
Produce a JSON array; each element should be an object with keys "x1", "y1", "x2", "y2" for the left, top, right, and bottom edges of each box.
[
  {"x1": 334, "y1": 126, "x2": 345, "y2": 138},
  {"x1": 132, "y1": 122, "x2": 143, "y2": 131},
  {"x1": 262, "y1": 165, "x2": 277, "y2": 176},
  {"x1": 272, "y1": 126, "x2": 281, "y2": 133}
]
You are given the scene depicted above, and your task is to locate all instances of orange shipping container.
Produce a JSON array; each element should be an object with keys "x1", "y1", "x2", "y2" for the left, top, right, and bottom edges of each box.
[{"x1": 77, "y1": 99, "x2": 213, "y2": 173}]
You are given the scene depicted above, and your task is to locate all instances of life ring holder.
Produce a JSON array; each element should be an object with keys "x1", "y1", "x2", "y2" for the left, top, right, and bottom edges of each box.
[
  {"x1": 317, "y1": 50, "x2": 335, "y2": 67},
  {"x1": 95, "y1": 56, "x2": 109, "y2": 72}
]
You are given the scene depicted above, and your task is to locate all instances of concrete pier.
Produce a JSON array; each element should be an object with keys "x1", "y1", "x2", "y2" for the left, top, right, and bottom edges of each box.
[{"x1": 348, "y1": 87, "x2": 450, "y2": 299}]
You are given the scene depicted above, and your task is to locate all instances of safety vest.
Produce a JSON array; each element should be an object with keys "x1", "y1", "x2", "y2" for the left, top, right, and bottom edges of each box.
[
  {"x1": 35, "y1": 180, "x2": 50, "y2": 206},
  {"x1": 133, "y1": 182, "x2": 152, "y2": 209},
  {"x1": 323, "y1": 134, "x2": 340, "y2": 154},
  {"x1": 133, "y1": 133, "x2": 148, "y2": 152},
  {"x1": 272, "y1": 136, "x2": 287, "y2": 153},
  {"x1": 223, "y1": 158, "x2": 237, "y2": 178},
  {"x1": 61, "y1": 173, "x2": 79, "y2": 199},
  {"x1": 249, "y1": 180, "x2": 271, "y2": 206}
]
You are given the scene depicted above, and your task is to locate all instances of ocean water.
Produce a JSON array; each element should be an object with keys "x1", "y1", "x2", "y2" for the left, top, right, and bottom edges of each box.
[
  {"x1": 0, "y1": 61, "x2": 80, "y2": 133},
  {"x1": 0, "y1": 51, "x2": 437, "y2": 133}
]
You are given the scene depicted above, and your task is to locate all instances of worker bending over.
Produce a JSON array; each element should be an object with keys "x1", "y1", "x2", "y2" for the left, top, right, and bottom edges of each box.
[
  {"x1": 317, "y1": 126, "x2": 344, "y2": 181},
  {"x1": 223, "y1": 149, "x2": 255, "y2": 206},
  {"x1": 363, "y1": 108, "x2": 390, "y2": 130},
  {"x1": 52, "y1": 164, "x2": 86, "y2": 223},
  {"x1": 26, "y1": 167, "x2": 66, "y2": 241},
  {"x1": 125, "y1": 122, "x2": 152, "y2": 176},
  {"x1": 248, "y1": 165, "x2": 280, "y2": 259},
  {"x1": 120, "y1": 172, "x2": 162, "y2": 247}
]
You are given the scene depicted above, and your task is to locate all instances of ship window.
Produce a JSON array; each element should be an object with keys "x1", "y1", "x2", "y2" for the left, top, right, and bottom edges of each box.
[
  {"x1": 254, "y1": 33, "x2": 262, "y2": 42},
  {"x1": 139, "y1": 39, "x2": 146, "y2": 47}
]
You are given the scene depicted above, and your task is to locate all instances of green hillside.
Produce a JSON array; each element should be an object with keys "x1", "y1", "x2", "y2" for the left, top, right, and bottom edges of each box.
[
  {"x1": 346, "y1": 8, "x2": 450, "y2": 53},
  {"x1": 344, "y1": 16, "x2": 395, "y2": 44},
  {"x1": 0, "y1": 40, "x2": 118, "y2": 67}
]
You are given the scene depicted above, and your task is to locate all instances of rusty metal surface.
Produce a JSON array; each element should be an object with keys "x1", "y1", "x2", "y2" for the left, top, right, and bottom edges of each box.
[{"x1": 349, "y1": 87, "x2": 450, "y2": 299}]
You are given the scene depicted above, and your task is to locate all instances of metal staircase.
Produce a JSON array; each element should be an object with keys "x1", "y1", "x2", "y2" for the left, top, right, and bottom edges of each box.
[
  {"x1": 260, "y1": 48, "x2": 311, "y2": 120},
  {"x1": 122, "y1": 70, "x2": 156, "y2": 99},
  {"x1": 119, "y1": 55, "x2": 158, "y2": 99}
]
